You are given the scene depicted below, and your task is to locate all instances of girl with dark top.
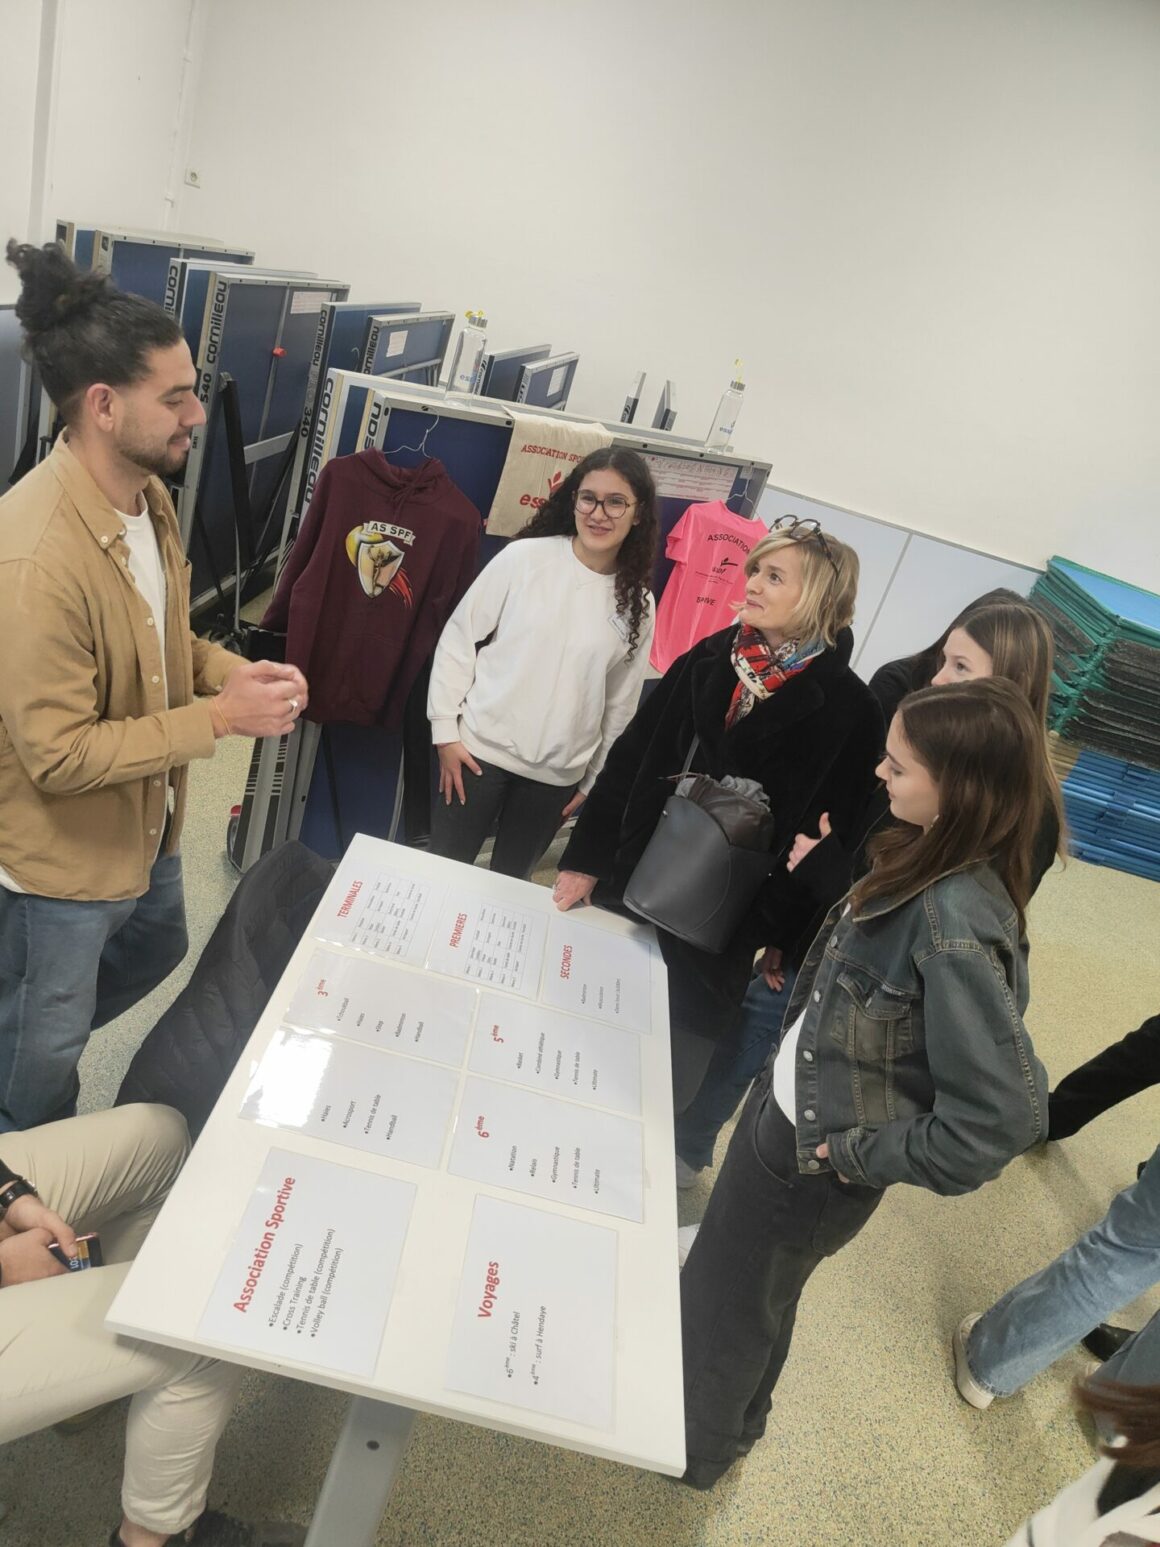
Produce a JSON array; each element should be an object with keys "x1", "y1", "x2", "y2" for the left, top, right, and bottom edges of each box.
[
  {"x1": 679, "y1": 678, "x2": 1053, "y2": 1489},
  {"x1": 866, "y1": 585, "x2": 1026, "y2": 725},
  {"x1": 553, "y1": 519, "x2": 882, "y2": 1113},
  {"x1": 792, "y1": 595, "x2": 1065, "y2": 911}
]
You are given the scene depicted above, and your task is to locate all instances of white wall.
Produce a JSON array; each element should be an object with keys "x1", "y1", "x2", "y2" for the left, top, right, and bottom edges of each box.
[
  {"x1": 172, "y1": 0, "x2": 1160, "y2": 590},
  {"x1": 0, "y1": 0, "x2": 195, "y2": 302},
  {"x1": 3, "y1": 0, "x2": 1157, "y2": 591},
  {"x1": 758, "y1": 483, "x2": 1041, "y2": 681},
  {"x1": 0, "y1": 0, "x2": 44, "y2": 292}
]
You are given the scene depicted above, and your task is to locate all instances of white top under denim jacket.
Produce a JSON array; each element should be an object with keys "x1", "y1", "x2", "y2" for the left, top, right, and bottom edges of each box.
[
  {"x1": 1006, "y1": 1456, "x2": 1160, "y2": 1546},
  {"x1": 780, "y1": 861, "x2": 1048, "y2": 1197}
]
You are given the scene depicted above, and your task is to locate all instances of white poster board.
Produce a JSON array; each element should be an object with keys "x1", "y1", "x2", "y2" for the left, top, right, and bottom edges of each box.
[
  {"x1": 197, "y1": 1148, "x2": 414, "y2": 1378},
  {"x1": 446, "y1": 1196, "x2": 618, "y2": 1430},
  {"x1": 108, "y1": 836, "x2": 684, "y2": 1477}
]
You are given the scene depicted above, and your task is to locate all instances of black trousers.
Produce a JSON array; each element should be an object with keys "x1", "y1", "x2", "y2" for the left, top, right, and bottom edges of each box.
[
  {"x1": 427, "y1": 757, "x2": 575, "y2": 881},
  {"x1": 659, "y1": 929, "x2": 755, "y2": 1115},
  {"x1": 1049, "y1": 1013, "x2": 1160, "y2": 1139},
  {"x1": 680, "y1": 1072, "x2": 883, "y2": 1487}
]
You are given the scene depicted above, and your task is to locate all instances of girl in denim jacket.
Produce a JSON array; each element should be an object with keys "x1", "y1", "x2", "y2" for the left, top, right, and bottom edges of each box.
[{"x1": 679, "y1": 678, "x2": 1055, "y2": 1489}]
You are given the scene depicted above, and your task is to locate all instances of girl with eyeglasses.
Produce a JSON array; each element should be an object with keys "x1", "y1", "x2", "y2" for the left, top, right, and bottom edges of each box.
[
  {"x1": 554, "y1": 519, "x2": 882, "y2": 1111},
  {"x1": 426, "y1": 447, "x2": 659, "y2": 878}
]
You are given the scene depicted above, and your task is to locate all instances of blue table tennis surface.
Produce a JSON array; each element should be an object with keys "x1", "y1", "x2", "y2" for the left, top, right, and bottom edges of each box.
[{"x1": 1051, "y1": 558, "x2": 1160, "y2": 632}]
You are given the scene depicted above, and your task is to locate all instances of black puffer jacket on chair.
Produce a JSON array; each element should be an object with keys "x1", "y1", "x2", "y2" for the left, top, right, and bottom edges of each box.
[{"x1": 115, "y1": 841, "x2": 335, "y2": 1136}]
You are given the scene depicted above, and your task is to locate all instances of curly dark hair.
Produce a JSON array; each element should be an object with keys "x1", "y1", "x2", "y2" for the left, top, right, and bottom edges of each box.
[{"x1": 514, "y1": 447, "x2": 660, "y2": 660}]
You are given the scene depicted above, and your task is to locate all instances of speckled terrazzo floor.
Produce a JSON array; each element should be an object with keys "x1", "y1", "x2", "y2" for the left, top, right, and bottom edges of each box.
[{"x1": 2, "y1": 737, "x2": 1159, "y2": 1547}]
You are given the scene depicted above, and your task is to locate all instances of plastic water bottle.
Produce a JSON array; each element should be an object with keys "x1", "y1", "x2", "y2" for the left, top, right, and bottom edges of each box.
[
  {"x1": 707, "y1": 359, "x2": 745, "y2": 449},
  {"x1": 448, "y1": 310, "x2": 488, "y2": 394}
]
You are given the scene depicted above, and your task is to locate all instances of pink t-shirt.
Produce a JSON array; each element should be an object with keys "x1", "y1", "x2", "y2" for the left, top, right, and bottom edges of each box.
[{"x1": 650, "y1": 501, "x2": 766, "y2": 673}]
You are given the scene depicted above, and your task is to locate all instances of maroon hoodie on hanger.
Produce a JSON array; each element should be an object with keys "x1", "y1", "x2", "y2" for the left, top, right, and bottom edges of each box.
[{"x1": 262, "y1": 452, "x2": 482, "y2": 728}]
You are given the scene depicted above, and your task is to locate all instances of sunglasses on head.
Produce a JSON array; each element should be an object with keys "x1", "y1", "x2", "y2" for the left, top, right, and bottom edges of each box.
[{"x1": 771, "y1": 515, "x2": 840, "y2": 576}]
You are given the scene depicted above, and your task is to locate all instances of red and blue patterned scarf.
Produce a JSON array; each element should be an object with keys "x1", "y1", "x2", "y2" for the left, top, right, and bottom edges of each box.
[{"x1": 726, "y1": 625, "x2": 824, "y2": 728}]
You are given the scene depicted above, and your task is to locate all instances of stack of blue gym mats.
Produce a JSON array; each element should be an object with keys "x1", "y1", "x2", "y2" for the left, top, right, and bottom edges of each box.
[
  {"x1": 1057, "y1": 747, "x2": 1160, "y2": 882},
  {"x1": 1031, "y1": 557, "x2": 1160, "y2": 882}
]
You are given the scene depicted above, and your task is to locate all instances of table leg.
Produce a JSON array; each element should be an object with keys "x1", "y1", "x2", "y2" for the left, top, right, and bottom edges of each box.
[{"x1": 303, "y1": 1396, "x2": 416, "y2": 1547}]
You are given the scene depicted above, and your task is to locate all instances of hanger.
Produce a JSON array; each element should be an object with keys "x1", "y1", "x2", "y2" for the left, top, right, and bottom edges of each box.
[
  {"x1": 384, "y1": 413, "x2": 442, "y2": 459},
  {"x1": 727, "y1": 470, "x2": 757, "y2": 515}
]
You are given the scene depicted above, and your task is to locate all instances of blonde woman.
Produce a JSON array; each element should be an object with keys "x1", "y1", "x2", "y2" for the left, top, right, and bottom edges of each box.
[{"x1": 554, "y1": 518, "x2": 882, "y2": 1111}]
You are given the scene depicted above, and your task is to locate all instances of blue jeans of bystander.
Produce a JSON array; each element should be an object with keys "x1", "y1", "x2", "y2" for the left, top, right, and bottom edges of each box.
[
  {"x1": 965, "y1": 1142, "x2": 1160, "y2": 1397},
  {"x1": 674, "y1": 968, "x2": 797, "y2": 1172},
  {"x1": 0, "y1": 853, "x2": 187, "y2": 1132}
]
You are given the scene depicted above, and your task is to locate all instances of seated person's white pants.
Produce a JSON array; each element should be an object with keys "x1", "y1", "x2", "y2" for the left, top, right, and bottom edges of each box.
[{"x1": 0, "y1": 1104, "x2": 244, "y2": 1537}]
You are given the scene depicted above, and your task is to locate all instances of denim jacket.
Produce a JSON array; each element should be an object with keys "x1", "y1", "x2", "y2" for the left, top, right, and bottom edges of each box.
[{"x1": 784, "y1": 862, "x2": 1047, "y2": 1196}]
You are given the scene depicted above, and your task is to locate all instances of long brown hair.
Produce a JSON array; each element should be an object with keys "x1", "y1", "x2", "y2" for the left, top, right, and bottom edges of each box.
[
  {"x1": 896, "y1": 587, "x2": 1026, "y2": 687},
  {"x1": 514, "y1": 447, "x2": 659, "y2": 661},
  {"x1": 851, "y1": 679, "x2": 1048, "y2": 931},
  {"x1": 954, "y1": 602, "x2": 1067, "y2": 859}
]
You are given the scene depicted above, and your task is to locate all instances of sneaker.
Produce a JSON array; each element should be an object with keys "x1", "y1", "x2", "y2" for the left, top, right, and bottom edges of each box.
[
  {"x1": 1082, "y1": 1323, "x2": 1134, "y2": 1363},
  {"x1": 952, "y1": 1313, "x2": 994, "y2": 1410},
  {"x1": 185, "y1": 1511, "x2": 307, "y2": 1546},
  {"x1": 677, "y1": 1224, "x2": 700, "y2": 1269},
  {"x1": 674, "y1": 1155, "x2": 702, "y2": 1190}
]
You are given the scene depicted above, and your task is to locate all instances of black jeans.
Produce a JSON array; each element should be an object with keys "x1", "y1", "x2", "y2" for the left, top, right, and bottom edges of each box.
[
  {"x1": 660, "y1": 929, "x2": 756, "y2": 1115},
  {"x1": 1049, "y1": 1013, "x2": 1160, "y2": 1139},
  {"x1": 427, "y1": 757, "x2": 575, "y2": 881},
  {"x1": 680, "y1": 1071, "x2": 883, "y2": 1486}
]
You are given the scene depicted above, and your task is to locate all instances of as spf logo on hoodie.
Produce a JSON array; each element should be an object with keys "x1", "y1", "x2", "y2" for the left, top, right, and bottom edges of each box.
[{"x1": 345, "y1": 522, "x2": 416, "y2": 603}]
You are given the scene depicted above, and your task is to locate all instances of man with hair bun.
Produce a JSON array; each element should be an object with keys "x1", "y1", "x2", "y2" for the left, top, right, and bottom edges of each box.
[{"x1": 0, "y1": 240, "x2": 309, "y2": 1133}]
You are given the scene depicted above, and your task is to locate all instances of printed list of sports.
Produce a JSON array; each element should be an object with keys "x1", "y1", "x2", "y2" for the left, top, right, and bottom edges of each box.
[{"x1": 210, "y1": 848, "x2": 664, "y2": 1431}]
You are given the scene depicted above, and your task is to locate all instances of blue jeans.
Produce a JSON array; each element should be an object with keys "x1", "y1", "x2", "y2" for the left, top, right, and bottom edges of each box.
[
  {"x1": 674, "y1": 968, "x2": 797, "y2": 1172},
  {"x1": 0, "y1": 853, "x2": 188, "y2": 1132},
  {"x1": 965, "y1": 1141, "x2": 1160, "y2": 1397}
]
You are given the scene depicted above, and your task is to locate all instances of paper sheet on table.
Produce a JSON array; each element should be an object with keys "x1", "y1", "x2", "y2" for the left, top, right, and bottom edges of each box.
[
  {"x1": 446, "y1": 1195, "x2": 617, "y2": 1430},
  {"x1": 541, "y1": 915, "x2": 655, "y2": 1033},
  {"x1": 469, "y1": 993, "x2": 641, "y2": 1115},
  {"x1": 198, "y1": 1148, "x2": 413, "y2": 1377},
  {"x1": 315, "y1": 859, "x2": 444, "y2": 964},
  {"x1": 426, "y1": 893, "x2": 546, "y2": 997},
  {"x1": 284, "y1": 947, "x2": 475, "y2": 1065},
  {"x1": 449, "y1": 1076, "x2": 644, "y2": 1221},
  {"x1": 240, "y1": 1030, "x2": 457, "y2": 1169}
]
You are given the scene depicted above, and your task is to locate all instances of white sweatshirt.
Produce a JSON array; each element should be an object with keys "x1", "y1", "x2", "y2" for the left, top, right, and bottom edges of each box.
[
  {"x1": 427, "y1": 535, "x2": 654, "y2": 792},
  {"x1": 1006, "y1": 1457, "x2": 1160, "y2": 1546}
]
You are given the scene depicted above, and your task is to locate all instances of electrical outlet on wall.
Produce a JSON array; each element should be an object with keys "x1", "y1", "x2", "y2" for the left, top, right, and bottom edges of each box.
[{"x1": 184, "y1": 169, "x2": 201, "y2": 188}]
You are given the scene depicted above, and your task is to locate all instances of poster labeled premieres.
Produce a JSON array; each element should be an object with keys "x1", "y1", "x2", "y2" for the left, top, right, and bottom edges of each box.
[
  {"x1": 427, "y1": 893, "x2": 547, "y2": 997},
  {"x1": 198, "y1": 1149, "x2": 414, "y2": 1377},
  {"x1": 446, "y1": 1196, "x2": 617, "y2": 1430}
]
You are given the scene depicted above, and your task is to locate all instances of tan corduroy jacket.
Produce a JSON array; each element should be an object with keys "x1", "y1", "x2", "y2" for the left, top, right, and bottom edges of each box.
[{"x1": 0, "y1": 438, "x2": 241, "y2": 900}]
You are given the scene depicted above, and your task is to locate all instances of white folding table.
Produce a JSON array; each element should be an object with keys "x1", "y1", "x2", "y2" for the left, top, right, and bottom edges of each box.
[{"x1": 108, "y1": 836, "x2": 685, "y2": 1544}]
